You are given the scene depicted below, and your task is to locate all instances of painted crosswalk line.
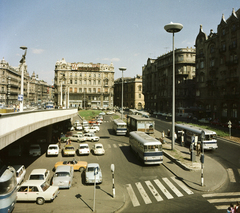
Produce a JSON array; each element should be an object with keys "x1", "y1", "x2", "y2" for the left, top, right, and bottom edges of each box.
[
  {"x1": 126, "y1": 184, "x2": 140, "y2": 207},
  {"x1": 135, "y1": 182, "x2": 152, "y2": 204},
  {"x1": 153, "y1": 179, "x2": 173, "y2": 199},
  {"x1": 145, "y1": 180, "x2": 163, "y2": 202},
  {"x1": 227, "y1": 168, "x2": 236, "y2": 182},
  {"x1": 171, "y1": 177, "x2": 194, "y2": 195},
  {"x1": 162, "y1": 177, "x2": 183, "y2": 197}
]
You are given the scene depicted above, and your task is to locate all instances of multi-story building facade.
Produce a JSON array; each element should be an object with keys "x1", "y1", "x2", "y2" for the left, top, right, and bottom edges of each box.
[
  {"x1": 195, "y1": 8, "x2": 240, "y2": 124},
  {"x1": 54, "y1": 58, "x2": 114, "y2": 109},
  {"x1": 0, "y1": 57, "x2": 51, "y2": 106},
  {"x1": 114, "y1": 75, "x2": 145, "y2": 110},
  {"x1": 142, "y1": 47, "x2": 196, "y2": 114}
]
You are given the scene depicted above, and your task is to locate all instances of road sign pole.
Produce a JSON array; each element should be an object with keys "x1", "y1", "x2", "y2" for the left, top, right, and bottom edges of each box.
[
  {"x1": 93, "y1": 167, "x2": 98, "y2": 212},
  {"x1": 228, "y1": 121, "x2": 232, "y2": 138},
  {"x1": 111, "y1": 164, "x2": 115, "y2": 198}
]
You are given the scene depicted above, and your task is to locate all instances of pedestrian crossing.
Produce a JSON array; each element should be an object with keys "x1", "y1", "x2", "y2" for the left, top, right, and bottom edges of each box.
[
  {"x1": 226, "y1": 168, "x2": 240, "y2": 183},
  {"x1": 126, "y1": 176, "x2": 194, "y2": 207},
  {"x1": 107, "y1": 143, "x2": 128, "y2": 149},
  {"x1": 202, "y1": 192, "x2": 240, "y2": 210}
]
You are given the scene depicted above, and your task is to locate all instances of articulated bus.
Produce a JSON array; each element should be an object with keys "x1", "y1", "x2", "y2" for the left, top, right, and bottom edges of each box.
[
  {"x1": 129, "y1": 131, "x2": 163, "y2": 165},
  {"x1": 0, "y1": 164, "x2": 17, "y2": 213},
  {"x1": 175, "y1": 123, "x2": 218, "y2": 150},
  {"x1": 113, "y1": 119, "x2": 127, "y2": 135}
]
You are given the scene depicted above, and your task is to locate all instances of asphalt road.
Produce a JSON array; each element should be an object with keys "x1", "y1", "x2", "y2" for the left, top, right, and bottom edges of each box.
[{"x1": 3, "y1": 114, "x2": 240, "y2": 213}]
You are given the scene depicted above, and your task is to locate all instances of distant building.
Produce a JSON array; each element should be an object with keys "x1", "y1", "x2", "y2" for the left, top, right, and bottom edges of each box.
[
  {"x1": 195, "y1": 8, "x2": 240, "y2": 123},
  {"x1": 142, "y1": 47, "x2": 196, "y2": 114},
  {"x1": 54, "y1": 58, "x2": 114, "y2": 109},
  {"x1": 114, "y1": 75, "x2": 144, "y2": 110}
]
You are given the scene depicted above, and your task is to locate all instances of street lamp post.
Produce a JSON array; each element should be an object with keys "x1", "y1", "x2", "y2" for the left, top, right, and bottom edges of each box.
[
  {"x1": 164, "y1": 22, "x2": 183, "y2": 150},
  {"x1": 119, "y1": 67, "x2": 126, "y2": 120},
  {"x1": 19, "y1": 46, "x2": 27, "y2": 112}
]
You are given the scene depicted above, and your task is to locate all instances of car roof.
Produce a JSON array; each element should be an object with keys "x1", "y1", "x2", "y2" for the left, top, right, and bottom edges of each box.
[
  {"x1": 79, "y1": 143, "x2": 89, "y2": 146},
  {"x1": 12, "y1": 165, "x2": 25, "y2": 171},
  {"x1": 21, "y1": 180, "x2": 45, "y2": 186},
  {"x1": 55, "y1": 165, "x2": 71, "y2": 172},
  {"x1": 30, "y1": 169, "x2": 47, "y2": 174},
  {"x1": 65, "y1": 144, "x2": 74, "y2": 147},
  {"x1": 94, "y1": 143, "x2": 103, "y2": 146},
  {"x1": 48, "y1": 144, "x2": 58, "y2": 147},
  {"x1": 87, "y1": 163, "x2": 100, "y2": 168}
]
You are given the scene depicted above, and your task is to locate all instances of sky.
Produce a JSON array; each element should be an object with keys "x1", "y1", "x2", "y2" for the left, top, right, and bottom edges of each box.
[{"x1": 1, "y1": 0, "x2": 239, "y2": 85}]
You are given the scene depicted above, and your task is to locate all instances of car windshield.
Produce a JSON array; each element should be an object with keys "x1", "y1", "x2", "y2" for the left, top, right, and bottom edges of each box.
[
  {"x1": 29, "y1": 174, "x2": 44, "y2": 180},
  {"x1": 96, "y1": 146, "x2": 102, "y2": 149},
  {"x1": 49, "y1": 146, "x2": 57, "y2": 150},
  {"x1": 41, "y1": 182, "x2": 50, "y2": 191},
  {"x1": 87, "y1": 166, "x2": 99, "y2": 172},
  {"x1": 80, "y1": 146, "x2": 88, "y2": 149},
  {"x1": 54, "y1": 172, "x2": 70, "y2": 177},
  {"x1": 65, "y1": 147, "x2": 74, "y2": 150}
]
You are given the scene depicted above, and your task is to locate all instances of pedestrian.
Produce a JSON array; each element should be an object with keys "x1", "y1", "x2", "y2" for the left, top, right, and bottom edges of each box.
[
  {"x1": 235, "y1": 202, "x2": 239, "y2": 213},
  {"x1": 227, "y1": 207, "x2": 232, "y2": 213},
  {"x1": 58, "y1": 137, "x2": 61, "y2": 149},
  {"x1": 230, "y1": 203, "x2": 235, "y2": 213}
]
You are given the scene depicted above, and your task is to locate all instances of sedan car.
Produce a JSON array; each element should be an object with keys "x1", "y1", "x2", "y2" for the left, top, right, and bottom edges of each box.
[
  {"x1": 29, "y1": 144, "x2": 41, "y2": 157},
  {"x1": 78, "y1": 144, "x2": 90, "y2": 155},
  {"x1": 85, "y1": 163, "x2": 102, "y2": 184},
  {"x1": 52, "y1": 165, "x2": 73, "y2": 189},
  {"x1": 62, "y1": 144, "x2": 75, "y2": 156},
  {"x1": 84, "y1": 133, "x2": 100, "y2": 142},
  {"x1": 91, "y1": 143, "x2": 105, "y2": 155},
  {"x1": 54, "y1": 159, "x2": 87, "y2": 172},
  {"x1": 28, "y1": 169, "x2": 50, "y2": 182},
  {"x1": 12, "y1": 165, "x2": 26, "y2": 185},
  {"x1": 47, "y1": 144, "x2": 59, "y2": 156},
  {"x1": 198, "y1": 118, "x2": 210, "y2": 123},
  {"x1": 106, "y1": 111, "x2": 114, "y2": 115},
  {"x1": 68, "y1": 134, "x2": 86, "y2": 143},
  {"x1": 17, "y1": 180, "x2": 59, "y2": 205}
]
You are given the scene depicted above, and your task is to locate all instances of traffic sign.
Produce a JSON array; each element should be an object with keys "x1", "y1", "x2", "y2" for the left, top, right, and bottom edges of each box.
[{"x1": 18, "y1": 94, "x2": 23, "y2": 101}]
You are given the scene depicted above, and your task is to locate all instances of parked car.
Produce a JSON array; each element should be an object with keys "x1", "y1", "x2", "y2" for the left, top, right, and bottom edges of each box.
[
  {"x1": 68, "y1": 134, "x2": 86, "y2": 143},
  {"x1": 52, "y1": 165, "x2": 73, "y2": 189},
  {"x1": 85, "y1": 163, "x2": 102, "y2": 184},
  {"x1": 96, "y1": 119, "x2": 102, "y2": 124},
  {"x1": 84, "y1": 126, "x2": 99, "y2": 133},
  {"x1": 12, "y1": 165, "x2": 26, "y2": 185},
  {"x1": 29, "y1": 144, "x2": 41, "y2": 157},
  {"x1": 106, "y1": 111, "x2": 114, "y2": 115},
  {"x1": 54, "y1": 159, "x2": 87, "y2": 172},
  {"x1": 91, "y1": 143, "x2": 105, "y2": 155},
  {"x1": 62, "y1": 144, "x2": 75, "y2": 156},
  {"x1": 74, "y1": 123, "x2": 83, "y2": 131},
  {"x1": 47, "y1": 144, "x2": 59, "y2": 156},
  {"x1": 198, "y1": 118, "x2": 210, "y2": 123},
  {"x1": 89, "y1": 119, "x2": 97, "y2": 124},
  {"x1": 78, "y1": 144, "x2": 90, "y2": 155},
  {"x1": 17, "y1": 180, "x2": 59, "y2": 205},
  {"x1": 84, "y1": 133, "x2": 100, "y2": 142},
  {"x1": 99, "y1": 112, "x2": 105, "y2": 116},
  {"x1": 28, "y1": 169, "x2": 50, "y2": 182}
]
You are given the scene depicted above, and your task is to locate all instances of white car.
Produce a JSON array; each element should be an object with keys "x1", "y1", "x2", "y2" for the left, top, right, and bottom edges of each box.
[
  {"x1": 28, "y1": 169, "x2": 50, "y2": 182},
  {"x1": 96, "y1": 119, "x2": 102, "y2": 124},
  {"x1": 29, "y1": 144, "x2": 41, "y2": 156},
  {"x1": 78, "y1": 144, "x2": 90, "y2": 155},
  {"x1": 74, "y1": 124, "x2": 83, "y2": 131},
  {"x1": 12, "y1": 165, "x2": 26, "y2": 185},
  {"x1": 99, "y1": 112, "x2": 105, "y2": 116},
  {"x1": 68, "y1": 134, "x2": 86, "y2": 142},
  {"x1": 91, "y1": 143, "x2": 105, "y2": 155},
  {"x1": 85, "y1": 163, "x2": 102, "y2": 184},
  {"x1": 198, "y1": 118, "x2": 210, "y2": 123},
  {"x1": 52, "y1": 165, "x2": 73, "y2": 189},
  {"x1": 47, "y1": 144, "x2": 59, "y2": 156},
  {"x1": 84, "y1": 133, "x2": 100, "y2": 142},
  {"x1": 17, "y1": 180, "x2": 59, "y2": 205},
  {"x1": 106, "y1": 111, "x2": 114, "y2": 115},
  {"x1": 84, "y1": 126, "x2": 98, "y2": 133}
]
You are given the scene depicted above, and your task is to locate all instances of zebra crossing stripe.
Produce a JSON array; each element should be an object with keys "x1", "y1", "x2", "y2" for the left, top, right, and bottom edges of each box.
[
  {"x1": 108, "y1": 144, "x2": 111, "y2": 149},
  {"x1": 227, "y1": 168, "x2": 236, "y2": 182},
  {"x1": 145, "y1": 181, "x2": 163, "y2": 202},
  {"x1": 162, "y1": 178, "x2": 183, "y2": 197},
  {"x1": 171, "y1": 177, "x2": 193, "y2": 195},
  {"x1": 153, "y1": 179, "x2": 173, "y2": 199},
  {"x1": 207, "y1": 197, "x2": 240, "y2": 203},
  {"x1": 126, "y1": 184, "x2": 140, "y2": 207},
  {"x1": 202, "y1": 192, "x2": 240, "y2": 197},
  {"x1": 113, "y1": 144, "x2": 117, "y2": 148},
  {"x1": 118, "y1": 144, "x2": 122, "y2": 147},
  {"x1": 215, "y1": 205, "x2": 230, "y2": 210},
  {"x1": 135, "y1": 182, "x2": 152, "y2": 204}
]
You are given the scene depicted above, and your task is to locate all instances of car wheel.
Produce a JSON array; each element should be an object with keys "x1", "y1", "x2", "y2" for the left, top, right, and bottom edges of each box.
[
  {"x1": 36, "y1": 197, "x2": 45, "y2": 205},
  {"x1": 79, "y1": 167, "x2": 84, "y2": 172}
]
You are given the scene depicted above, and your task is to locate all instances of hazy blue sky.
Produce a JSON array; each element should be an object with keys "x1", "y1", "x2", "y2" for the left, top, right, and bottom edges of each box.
[{"x1": 1, "y1": 0, "x2": 239, "y2": 84}]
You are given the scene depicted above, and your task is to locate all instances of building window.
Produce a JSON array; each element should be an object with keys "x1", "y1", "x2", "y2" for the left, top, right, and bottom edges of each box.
[
  {"x1": 98, "y1": 80, "x2": 101, "y2": 85},
  {"x1": 196, "y1": 90, "x2": 200, "y2": 96},
  {"x1": 210, "y1": 45, "x2": 215, "y2": 53},
  {"x1": 70, "y1": 80, "x2": 73, "y2": 84},
  {"x1": 89, "y1": 80, "x2": 91, "y2": 85},
  {"x1": 200, "y1": 61, "x2": 204, "y2": 68},
  {"x1": 79, "y1": 88, "x2": 82, "y2": 92},
  {"x1": 75, "y1": 80, "x2": 77, "y2": 84},
  {"x1": 222, "y1": 29, "x2": 225, "y2": 36},
  {"x1": 74, "y1": 88, "x2": 77, "y2": 93},
  {"x1": 80, "y1": 73, "x2": 82, "y2": 77},
  {"x1": 88, "y1": 88, "x2": 91, "y2": 93},
  {"x1": 210, "y1": 59, "x2": 215, "y2": 67},
  {"x1": 139, "y1": 94, "x2": 141, "y2": 98},
  {"x1": 222, "y1": 103, "x2": 227, "y2": 117},
  {"x1": 84, "y1": 80, "x2": 87, "y2": 85},
  {"x1": 231, "y1": 104, "x2": 237, "y2": 118},
  {"x1": 70, "y1": 87, "x2": 73, "y2": 92},
  {"x1": 93, "y1": 80, "x2": 96, "y2": 85},
  {"x1": 138, "y1": 86, "x2": 141, "y2": 91},
  {"x1": 93, "y1": 88, "x2": 96, "y2": 93},
  {"x1": 98, "y1": 88, "x2": 100, "y2": 93}
]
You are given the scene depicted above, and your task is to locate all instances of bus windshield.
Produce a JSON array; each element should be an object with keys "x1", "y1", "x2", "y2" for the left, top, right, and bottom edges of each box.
[
  {"x1": 205, "y1": 134, "x2": 217, "y2": 140},
  {"x1": 0, "y1": 176, "x2": 17, "y2": 195}
]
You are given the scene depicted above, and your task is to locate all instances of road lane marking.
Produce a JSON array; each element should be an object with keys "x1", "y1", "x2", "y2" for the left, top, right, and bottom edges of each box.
[
  {"x1": 202, "y1": 192, "x2": 240, "y2": 197},
  {"x1": 113, "y1": 144, "x2": 117, "y2": 148},
  {"x1": 207, "y1": 197, "x2": 240, "y2": 203},
  {"x1": 162, "y1": 178, "x2": 183, "y2": 197},
  {"x1": 135, "y1": 182, "x2": 152, "y2": 204},
  {"x1": 145, "y1": 181, "x2": 163, "y2": 202},
  {"x1": 126, "y1": 184, "x2": 140, "y2": 207},
  {"x1": 154, "y1": 179, "x2": 173, "y2": 199},
  {"x1": 171, "y1": 177, "x2": 193, "y2": 195},
  {"x1": 227, "y1": 168, "x2": 236, "y2": 182}
]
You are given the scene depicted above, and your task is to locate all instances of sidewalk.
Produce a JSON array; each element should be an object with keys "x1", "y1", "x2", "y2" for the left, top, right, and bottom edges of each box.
[{"x1": 155, "y1": 130, "x2": 228, "y2": 192}]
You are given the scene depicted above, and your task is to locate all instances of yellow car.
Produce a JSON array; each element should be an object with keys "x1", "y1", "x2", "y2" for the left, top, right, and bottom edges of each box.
[
  {"x1": 62, "y1": 144, "x2": 75, "y2": 156},
  {"x1": 54, "y1": 159, "x2": 87, "y2": 172}
]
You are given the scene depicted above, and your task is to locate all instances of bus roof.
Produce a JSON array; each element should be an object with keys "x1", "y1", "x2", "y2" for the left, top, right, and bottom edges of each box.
[
  {"x1": 127, "y1": 115, "x2": 153, "y2": 121},
  {"x1": 113, "y1": 119, "x2": 126, "y2": 125},
  {"x1": 175, "y1": 123, "x2": 216, "y2": 135},
  {"x1": 129, "y1": 131, "x2": 161, "y2": 145}
]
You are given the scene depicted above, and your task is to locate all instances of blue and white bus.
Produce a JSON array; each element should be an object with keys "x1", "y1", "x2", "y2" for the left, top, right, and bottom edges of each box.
[
  {"x1": 175, "y1": 123, "x2": 218, "y2": 150},
  {"x1": 113, "y1": 119, "x2": 127, "y2": 135},
  {"x1": 0, "y1": 164, "x2": 17, "y2": 213},
  {"x1": 129, "y1": 131, "x2": 163, "y2": 165},
  {"x1": 45, "y1": 102, "x2": 54, "y2": 109}
]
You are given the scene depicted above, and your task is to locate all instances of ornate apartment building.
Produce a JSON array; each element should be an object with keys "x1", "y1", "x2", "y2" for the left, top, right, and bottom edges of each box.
[
  {"x1": 54, "y1": 58, "x2": 114, "y2": 109},
  {"x1": 0, "y1": 58, "x2": 51, "y2": 106},
  {"x1": 142, "y1": 47, "x2": 196, "y2": 114},
  {"x1": 114, "y1": 75, "x2": 145, "y2": 110},
  {"x1": 195, "y1": 8, "x2": 240, "y2": 123}
]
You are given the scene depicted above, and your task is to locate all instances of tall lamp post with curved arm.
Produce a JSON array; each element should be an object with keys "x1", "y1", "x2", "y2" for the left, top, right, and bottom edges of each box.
[
  {"x1": 164, "y1": 22, "x2": 183, "y2": 150},
  {"x1": 19, "y1": 46, "x2": 27, "y2": 112},
  {"x1": 119, "y1": 67, "x2": 126, "y2": 120}
]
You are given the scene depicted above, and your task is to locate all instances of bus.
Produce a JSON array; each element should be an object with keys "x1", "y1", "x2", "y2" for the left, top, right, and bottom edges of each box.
[
  {"x1": 113, "y1": 119, "x2": 127, "y2": 135},
  {"x1": 45, "y1": 102, "x2": 54, "y2": 109},
  {"x1": 0, "y1": 164, "x2": 17, "y2": 213},
  {"x1": 129, "y1": 131, "x2": 163, "y2": 165},
  {"x1": 175, "y1": 123, "x2": 218, "y2": 150}
]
